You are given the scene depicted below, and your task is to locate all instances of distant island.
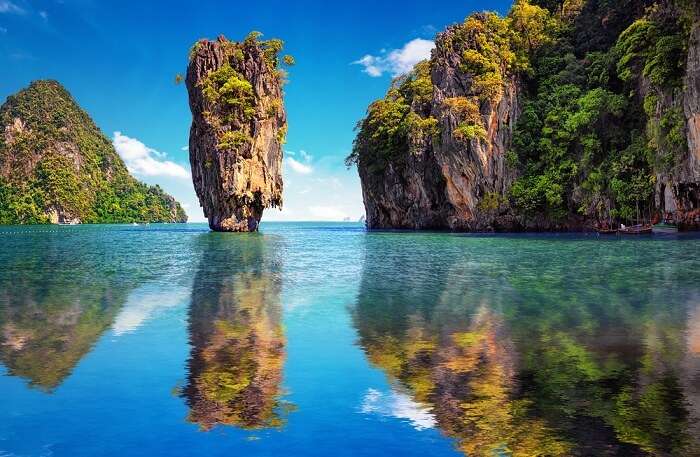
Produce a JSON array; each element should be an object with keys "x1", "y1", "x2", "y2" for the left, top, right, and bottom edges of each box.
[
  {"x1": 348, "y1": 0, "x2": 700, "y2": 232},
  {"x1": 0, "y1": 80, "x2": 186, "y2": 225}
]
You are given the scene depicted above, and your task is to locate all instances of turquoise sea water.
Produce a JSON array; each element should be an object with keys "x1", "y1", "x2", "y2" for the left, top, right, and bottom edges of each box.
[{"x1": 0, "y1": 222, "x2": 699, "y2": 456}]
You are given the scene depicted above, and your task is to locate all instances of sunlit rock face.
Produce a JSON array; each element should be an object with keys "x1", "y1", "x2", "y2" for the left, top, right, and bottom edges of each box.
[
  {"x1": 354, "y1": 17, "x2": 520, "y2": 231},
  {"x1": 186, "y1": 34, "x2": 287, "y2": 232},
  {"x1": 182, "y1": 235, "x2": 292, "y2": 430}
]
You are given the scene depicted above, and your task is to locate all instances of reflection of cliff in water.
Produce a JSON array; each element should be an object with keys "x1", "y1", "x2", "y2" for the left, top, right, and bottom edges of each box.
[
  {"x1": 183, "y1": 233, "x2": 291, "y2": 431},
  {"x1": 352, "y1": 235, "x2": 700, "y2": 456},
  {"x1": 0, "y1": 234, "x2": 139, "y2": 391}
]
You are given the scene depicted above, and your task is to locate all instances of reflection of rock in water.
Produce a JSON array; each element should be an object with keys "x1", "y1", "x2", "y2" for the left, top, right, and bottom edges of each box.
[
  {"x1": 352, "y1": 238, "x2": 570, "y2": 456},
  {"x1": 183, "y1": 234, "x2": 290, "y2": 430},
  {"x1": 0, "y1": 236, "x2": 133, "y2": 391},
  {"x1": 683, "y1": 297, "x2": 700, "y2": 451},
  {"x1": 352, "y1": 236, "x2": 700, "y2": 456}
]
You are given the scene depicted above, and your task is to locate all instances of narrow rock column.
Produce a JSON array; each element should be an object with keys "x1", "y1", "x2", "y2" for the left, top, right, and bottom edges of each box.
[{"x1": 186, "y1": 34, "x2": 288, "y2": 232}]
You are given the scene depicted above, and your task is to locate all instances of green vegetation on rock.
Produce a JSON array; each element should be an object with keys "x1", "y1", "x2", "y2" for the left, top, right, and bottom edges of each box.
[
  {"x1": 0, "y1": 80, "x2": 187, "y2": 224},
  {"x1": 351, "y1": 0, "x2": 697, "y2": 228},
  {"x1": 346, "y1": 59, "x2": 434, "y2": 170},
  {"x1": 510, "y1": 0, "x2": 691, "y2": 223},
  {"x1": 348, "y1": 2, "x2": 554, "y2": 172},
  {"x1": 191, "y1": 33, "x2": 293, "y2": 157}
]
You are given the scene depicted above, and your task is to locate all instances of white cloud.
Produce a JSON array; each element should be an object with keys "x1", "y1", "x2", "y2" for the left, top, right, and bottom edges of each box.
[
  {"x1": 284, "y1": 150, "x2": 314, "y2": 175},
  {"x1": 263, "y1": 150, "x2": 365, "y2": 223},
  {"x1": 354, "y1": 38, "x2": 435, "y2": 77},
  {"x1": 38, "y1": 10, "x2": 47, "y2": 21},
  {"x1": 112, "y1": 285, "x2": 189, "y2": 336},
  {"x1": 112, "y1": 131, "x2": 190, "y2": 179},
  {"x1": 361, "y1": 387, "x2": 436, "y2": 431},
  {"x1": 0, "y1": 1, "x2": 23, "y2": 14},
  {"x1": 180, "y1": 145, "x2": 188, "y2": 151},
  {"x1": 286, "y1": 157, "x2": 313, "y2": 174}
]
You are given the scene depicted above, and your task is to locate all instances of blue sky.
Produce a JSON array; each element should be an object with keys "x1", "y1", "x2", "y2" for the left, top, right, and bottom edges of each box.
[{"x1": 1, "y1": 0, "x2": 512, "y2": 222}]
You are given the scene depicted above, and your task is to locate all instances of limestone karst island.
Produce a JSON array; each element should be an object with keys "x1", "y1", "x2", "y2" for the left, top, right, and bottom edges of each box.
[{"x1": 1, "y1": 1, "x2": 699, "y2": 457}]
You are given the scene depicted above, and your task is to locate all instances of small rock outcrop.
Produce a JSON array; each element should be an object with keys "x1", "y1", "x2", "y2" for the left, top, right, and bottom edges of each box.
[
  {"x1": 186, "y1": 33, "x2": 290, "y2": 232},
  {"x1": 0, "y1": 80, "x2": 187, "y2": 224}
]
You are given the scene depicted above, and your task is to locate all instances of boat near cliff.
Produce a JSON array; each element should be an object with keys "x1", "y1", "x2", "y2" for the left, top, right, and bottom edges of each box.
[{"x1": 619, "y1": 224, "x2": 653, "y2": 235}]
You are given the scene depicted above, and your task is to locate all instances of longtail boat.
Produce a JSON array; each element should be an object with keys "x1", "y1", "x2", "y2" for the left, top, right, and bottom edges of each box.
[{"x1": 618, "y1": 224, "x2": 653, "y2": 235}]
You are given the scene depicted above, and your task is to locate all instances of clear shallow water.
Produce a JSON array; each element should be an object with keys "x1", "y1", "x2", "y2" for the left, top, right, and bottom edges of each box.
[{"x1": 0, "y1": 223, "x2": 699, "y2": 457}]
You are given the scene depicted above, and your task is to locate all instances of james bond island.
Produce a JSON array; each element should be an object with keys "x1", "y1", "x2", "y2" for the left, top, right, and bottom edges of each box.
[{"x1": 186, "y1": 33, "x2": 290, "y2": 232}]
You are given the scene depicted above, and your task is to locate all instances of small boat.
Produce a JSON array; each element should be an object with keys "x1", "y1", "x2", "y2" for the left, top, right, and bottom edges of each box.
[{"x1": 618, "y1": 224, "x2": 653, "y2": 235}]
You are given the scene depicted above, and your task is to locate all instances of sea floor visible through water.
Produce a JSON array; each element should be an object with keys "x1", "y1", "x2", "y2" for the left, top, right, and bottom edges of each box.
[{"x1": 0, "y1": 222, "x2": 699, "y2": 457}]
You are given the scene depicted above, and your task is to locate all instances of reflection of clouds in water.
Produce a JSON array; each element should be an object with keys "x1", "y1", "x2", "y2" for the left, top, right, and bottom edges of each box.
[
  {"x1": 360, "y1": 387, "x2": 436, "y2": 431},
  {"x1": 112, "y1": 286, "x2": 189, "y2": 336}
]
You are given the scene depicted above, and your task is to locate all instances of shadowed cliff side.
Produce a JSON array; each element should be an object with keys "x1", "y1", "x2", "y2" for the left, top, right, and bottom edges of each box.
[{"x1": 186, "y1": 33, "x2": 291, "y2": 232}]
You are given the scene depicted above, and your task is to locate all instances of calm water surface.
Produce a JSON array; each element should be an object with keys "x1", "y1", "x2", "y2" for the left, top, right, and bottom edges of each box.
[{"x1": 1, "y1": 222, "x2": 699, "y2": 456}]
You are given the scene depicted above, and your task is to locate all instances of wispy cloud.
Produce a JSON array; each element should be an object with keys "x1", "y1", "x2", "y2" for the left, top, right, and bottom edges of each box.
[
  {"x1": 286, "y1": 157, "x2": 313, "y2": 174},
  {"x1": 354, "y1": 38, "x2": 435, "y2": 77},
  {"x1": 0, "y1": 26, "x2": 7, "y2": 34},
  {"x1": 38, "y1": 10, "x2": 47, "y2": 21},
  {"x1": 112, "y1": 131, "x2": 190, "y2": 179},
  {"x1": 284, "y1": 149, "x2": 313, "y2": 174},
  {"x1": 0, "y1": 1, "x2": 23, "y2": 14}
]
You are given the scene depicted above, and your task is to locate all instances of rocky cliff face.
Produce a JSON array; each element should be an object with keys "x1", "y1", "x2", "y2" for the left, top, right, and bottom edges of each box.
[
  {"x1": 0, "y1": 80, "x2": 187, "y2": 224},
  {"x1": 686, "y1": 22, "x2": 700, "y2": 173},
  {"x1": 648, "y1": 15, "x2": 700, "y2": 231},
  {"x1": 354, "y1": 17, "x2": 519, "y2": 231},
  {"x1": 352, "y1": 1, "x2": 700, "y2": 231},
  {"x1": 677, "y1": 20, "x2": 700, "y2": 229},
  {"x1": 186, "y1": 34, "x2": 288, "y2": 232}
]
